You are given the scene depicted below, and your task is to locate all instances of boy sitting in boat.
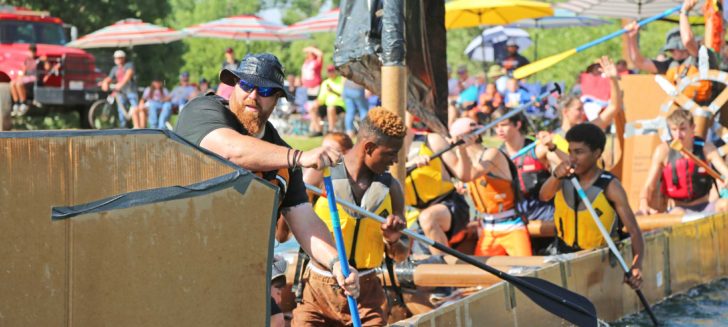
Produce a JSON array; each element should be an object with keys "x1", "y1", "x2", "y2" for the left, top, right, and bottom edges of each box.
[
  {"x1": 639, "y1": 109, "x2": 728, "y2": 214},
  {"x1": 296, "y1": 108, "x2": 409, "y2": 326},
  {"x1": 404, "y1": 115, "x2": 472, "y2": 256},
  {"x1": 540, "y1": 123, "x2": 644, "y2": 289},
  {"x1": 447, "y1": 117, "x2": 533, "y2": 257}
]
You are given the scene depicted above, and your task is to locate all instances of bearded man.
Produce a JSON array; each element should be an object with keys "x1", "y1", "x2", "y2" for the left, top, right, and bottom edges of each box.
[{"x1": 175, "y1": 53, "x2": 361, "y2": 320}]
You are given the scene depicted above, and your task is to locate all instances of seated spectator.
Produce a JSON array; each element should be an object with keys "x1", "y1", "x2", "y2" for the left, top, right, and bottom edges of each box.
[
  {"x1": 457, "y1": 72, "x2": 486, "y2": 111},
  {"x1": 312, "y1": 65, "x2": 345, "y2": 135},
  {"x1": 293, "y1": 76, "x2": 308, "y2": 115},
  {"x1": 168, "y1": 72, "x2": 196, "y2": 112},
  {"x1": 39, "y1": 56, "x2": 61, "y2": 87},
  {"x1": 504, "y1": 79, "x2": 530, "y2": 109},
  {"x1": 10, "y1": 44, "x2": 38, "y2": 117},
  {"x1": 466, "y1": 82, "x2": 502, "y2": 122},
  {"x1": 139, "y1": 78, "x2": 172, "y2": 129},
  {"x1": 487, "y1": 65, "x2": 508, "y2": 95}
]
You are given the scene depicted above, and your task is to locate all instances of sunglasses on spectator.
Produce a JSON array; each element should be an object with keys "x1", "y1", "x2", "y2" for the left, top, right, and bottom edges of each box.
[{"x1": 238, "y1": 79, "x2": 278, "y2": 97}]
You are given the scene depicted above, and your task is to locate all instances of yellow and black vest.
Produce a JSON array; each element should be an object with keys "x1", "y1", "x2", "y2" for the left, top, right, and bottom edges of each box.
[
  {"x1": 554, "y1": 172, "x2": 619, "y2": 251},
  {"x1": 314, "y1": 164, "x2": 393, "y2": 270},
  {"x1": 404, "y1": 134, "x2": 455, "y2": 208}
]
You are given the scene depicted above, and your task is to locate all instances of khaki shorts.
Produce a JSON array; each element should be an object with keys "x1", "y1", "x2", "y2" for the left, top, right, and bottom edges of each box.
[{"x1": 292, "y1": 265, "x2": 386, "y2": 327}]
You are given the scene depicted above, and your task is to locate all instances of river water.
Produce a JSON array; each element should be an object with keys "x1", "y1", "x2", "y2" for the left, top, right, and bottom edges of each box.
[{"x1": 613, "y1": 278, "x2": 728, "y2": 326}]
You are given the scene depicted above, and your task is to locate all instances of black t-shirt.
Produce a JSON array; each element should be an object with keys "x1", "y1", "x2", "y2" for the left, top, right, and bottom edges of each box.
[{"x1": 175, "y1": 94, "x2": 308, "y2": 209}]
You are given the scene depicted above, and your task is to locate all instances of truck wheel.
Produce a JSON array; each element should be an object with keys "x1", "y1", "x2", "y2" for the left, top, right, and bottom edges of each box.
[{"x1": 0, "y1": 83, "x2": 12, "y2": 131}]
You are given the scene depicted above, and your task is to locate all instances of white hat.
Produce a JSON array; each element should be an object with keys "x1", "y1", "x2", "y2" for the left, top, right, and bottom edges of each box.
[
  {"x1": 113, "y1": 50, "x2": 126, "y2": 58},
  {"x1": 271, "y1": 255, "x2": 287, "y2": 282}
]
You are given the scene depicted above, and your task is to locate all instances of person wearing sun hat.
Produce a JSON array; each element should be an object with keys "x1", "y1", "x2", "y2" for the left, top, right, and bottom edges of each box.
[{"x1": 175, "y1": 53, "x2": 361, "y2": 308}]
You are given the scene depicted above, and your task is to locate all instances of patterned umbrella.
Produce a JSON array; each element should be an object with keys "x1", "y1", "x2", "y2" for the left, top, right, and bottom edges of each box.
[
  {"x1": 282, "y1": 8, "x2": 340, "y2": 36},
  {"x1": 556, "y1": 0, "x2": 689, "y2": 19},
  {"x1": 184, "y1": 15, "x2": 304, "y2": 41},
  {"x1": 67, "y1": 19, "x2": 185, "y2": 48}
]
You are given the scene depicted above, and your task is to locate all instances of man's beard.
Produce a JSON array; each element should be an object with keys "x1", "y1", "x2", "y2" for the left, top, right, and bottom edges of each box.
[{"x1": 232, "y1": 99, "x2": 267, "y2": 135}]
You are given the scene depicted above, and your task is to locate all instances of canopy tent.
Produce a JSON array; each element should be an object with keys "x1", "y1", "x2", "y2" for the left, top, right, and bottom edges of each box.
[
  {"x1": 282, "y1": 8, "x2": 340, "y2": 36},
  {"x1": 184, "y1": 15, "x2": 304, "y2": 42},
  {"x1": 556, "y1": 0, "x2": 695, "y2": 19},
  {"x1": 67, "y1": 19, "x2": 185, "y2": 48}
]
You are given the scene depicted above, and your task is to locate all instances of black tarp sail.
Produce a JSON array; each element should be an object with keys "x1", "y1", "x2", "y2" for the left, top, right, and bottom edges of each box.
[{"x1": 334, "y1": 0, "x2": 449, "y2": 134}]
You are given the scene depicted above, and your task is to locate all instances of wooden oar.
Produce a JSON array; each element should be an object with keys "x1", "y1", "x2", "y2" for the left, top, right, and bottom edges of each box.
[
  {"x1": 307, "y1": 184, "x2": 598, "y2": 327},
  {"x1": 322, "y1": 168, "x2": 362, "y2": 327},
  {"x1": 669, "y1": 139, "x2": 725, "y2": 183},
  {"x1": 513, "y1": 5, "x2": 681, "y2": 79},
  {"x1": 568, "y1": 177, "x2": 659, "y2": 326},
  {"x1": 406, "y1": 83, "x2": 562, "y2": 175}
]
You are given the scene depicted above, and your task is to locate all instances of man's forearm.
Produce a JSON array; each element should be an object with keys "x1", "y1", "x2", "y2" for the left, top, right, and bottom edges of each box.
[
  {"x1": 200, "y1": 129, "x2": 292, "y2": 171},
  {"x1": 284, "y1": 204, "x2": 338, "y2": 269}
]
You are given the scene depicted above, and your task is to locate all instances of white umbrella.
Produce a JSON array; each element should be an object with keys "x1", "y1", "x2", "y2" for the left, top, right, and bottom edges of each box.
[
  {"x1": 556, "y1": 0, "x2": 693, "y2": 19},
  {"x1": 67, "y1": 19, "x2": 185, "y2": 48},
  {"x1": 184, "y1": 15, "x2": 304, "y2": 42},
  {"x1": 464, "y1": 26, "x2": 531, "y2": 62},
  {"x1": 282, "y1": 8, "x2": 339, "y2": 36}
]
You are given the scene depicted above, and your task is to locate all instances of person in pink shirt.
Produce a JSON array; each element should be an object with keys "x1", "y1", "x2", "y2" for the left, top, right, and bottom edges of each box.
[{"x1": 301, "y1": 46, "x2": 324, "y2": 135}]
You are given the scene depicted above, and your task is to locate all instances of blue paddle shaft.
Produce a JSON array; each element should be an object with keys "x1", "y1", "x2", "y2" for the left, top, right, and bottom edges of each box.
[
  {"x1": 510, "y1": 141, "x2": 538, "y2": 160},
  {"x1": 322, "y1": 174, "x2": 362, "y2": 327},
  {"x1": 575, "y1": 5, "x2": 681, "y2": 53}
]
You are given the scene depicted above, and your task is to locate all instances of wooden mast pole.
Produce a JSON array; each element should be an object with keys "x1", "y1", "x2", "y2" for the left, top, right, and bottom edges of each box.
[{"x1": 381, "y1": 0, "x2": 407, "y2": 185}]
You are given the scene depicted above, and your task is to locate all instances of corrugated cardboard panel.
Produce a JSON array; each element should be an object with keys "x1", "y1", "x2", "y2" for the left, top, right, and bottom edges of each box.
[
  {"x1": 512, "y1": 263, "x2": 565, "y2": 326},
  {"x1": 564, "y1": 250, "x2": 626, "y2": 321},
  {"x1": 619, "y1": 75, "x2": 671, "y2": 210},
  {"x1": 66, "y1": 179, "x2": 274, "y2": 326},
  {"x1": 0, "y1": 130, "x2": 273, "y2": 326}
]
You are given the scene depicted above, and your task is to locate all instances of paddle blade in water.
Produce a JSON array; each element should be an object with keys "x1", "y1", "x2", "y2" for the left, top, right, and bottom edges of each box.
[
  {"x1": 513, "y1": 49, "x2": 577, "y2": 79},
  {"x1": 515, "y1": 276, "x2": 598, "y2": 327}
]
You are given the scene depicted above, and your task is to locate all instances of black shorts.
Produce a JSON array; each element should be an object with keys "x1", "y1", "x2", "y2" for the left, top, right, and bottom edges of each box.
[
  {"x1": 317, "y1": 105, "x2": 345, "y2": 118},
  {"x1": 436, "y1": 191, "x2": 470, "y2": 240}
]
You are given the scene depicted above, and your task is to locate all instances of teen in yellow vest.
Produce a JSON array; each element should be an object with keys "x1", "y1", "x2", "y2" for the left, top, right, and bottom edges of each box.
[
  {"x1": 540, "y1": 123, "x2": 645, "y2": 290},
  {"x1": 294, "y1": 108, "x2": 409, "y2": 327}
]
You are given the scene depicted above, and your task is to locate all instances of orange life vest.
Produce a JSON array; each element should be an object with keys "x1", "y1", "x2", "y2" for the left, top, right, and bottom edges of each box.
[{"x1": 665, "y1": 58, "x2": 712, "y2": 103}]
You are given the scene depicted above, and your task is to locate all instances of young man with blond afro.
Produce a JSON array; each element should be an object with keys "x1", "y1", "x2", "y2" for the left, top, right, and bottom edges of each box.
[{"x1": 296, "y1": 107, "x2": 409, "y2": 327}]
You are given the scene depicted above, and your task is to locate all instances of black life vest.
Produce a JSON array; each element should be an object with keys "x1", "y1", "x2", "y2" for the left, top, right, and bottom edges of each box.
[{"x1": 661, "y1": 137, "x2": 713, "y2": 201}]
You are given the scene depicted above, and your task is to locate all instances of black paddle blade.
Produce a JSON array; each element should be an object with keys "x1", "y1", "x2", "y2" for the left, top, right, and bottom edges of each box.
[{"x1": 516, "y1": 276, "x2": 597, "y2": 327}]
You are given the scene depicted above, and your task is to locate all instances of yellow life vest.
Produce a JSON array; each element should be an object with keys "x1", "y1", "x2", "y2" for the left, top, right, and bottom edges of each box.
[
  {"x1": 404, "y1": 134, "x2": 455, "y2": 208},
  {"x1": 553, "y1": 133, "x2": 569, "y2": 153},
  {"x1": 553, "y1": 172, "x2": 619, "y2": 251},
  {"x1": 314, "y1": 164, "x2": 392, "y2": 270}
]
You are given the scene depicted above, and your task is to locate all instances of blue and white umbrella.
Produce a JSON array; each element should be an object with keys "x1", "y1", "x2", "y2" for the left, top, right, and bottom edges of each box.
[{"x1": 464, "y1": 26, "x2": 531, "y2": 62}]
